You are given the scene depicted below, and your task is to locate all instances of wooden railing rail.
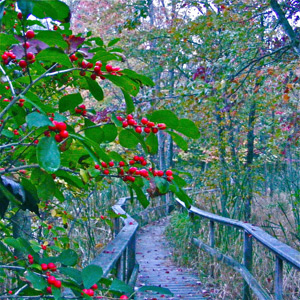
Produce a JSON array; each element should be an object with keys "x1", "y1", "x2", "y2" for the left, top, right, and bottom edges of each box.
[{"x1": 175, "y1": 198, "x2": 300, "y2": 300}]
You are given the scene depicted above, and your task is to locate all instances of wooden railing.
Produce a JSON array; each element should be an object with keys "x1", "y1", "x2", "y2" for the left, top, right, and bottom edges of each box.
[
  {"x1": 175, "y1": 198, "x2": 300, "y2": 300},
  {"x1": 63, "y1": 196, "x2": 140, "y2": 298}
]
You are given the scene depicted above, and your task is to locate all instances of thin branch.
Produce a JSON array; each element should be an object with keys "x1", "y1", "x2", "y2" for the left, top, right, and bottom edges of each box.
[{"x1": 0, "y1": 65, "x2": 16, "y2": 97}]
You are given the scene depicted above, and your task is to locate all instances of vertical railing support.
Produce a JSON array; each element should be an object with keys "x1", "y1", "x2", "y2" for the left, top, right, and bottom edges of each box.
[
  {"x1": 127, "y1": 233, "x2": 136, "y2": 283},
  {"x1": 243, "y1": 231, "x2": 253, "y2": 300},
  {"x1": 209, "y1": 221, "x2": 215, "y2": 248},
  {"x1": 275, "y1": 256, "x2": 283, "y2": 300},
  {"x1": 209, "y1": 220, "x2": 215, "y2": 277},
  {"x1": 114, "y1": 217, "x2": 120, "y2": 238}
]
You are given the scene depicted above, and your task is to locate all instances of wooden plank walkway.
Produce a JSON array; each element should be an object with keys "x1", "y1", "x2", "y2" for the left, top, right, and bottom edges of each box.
[{"x1": 135, "y1": 218, "x2": 211, "y2": 300}]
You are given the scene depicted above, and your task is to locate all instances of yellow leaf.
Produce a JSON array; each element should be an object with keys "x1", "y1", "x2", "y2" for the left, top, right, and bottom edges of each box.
[{"x1": 51, "y1": 209, "x2": 56, "y2": 217}]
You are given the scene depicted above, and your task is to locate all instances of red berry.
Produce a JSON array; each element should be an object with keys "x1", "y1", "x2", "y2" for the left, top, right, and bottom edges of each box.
[
  {"x1": 79, "y1": 71, "x2": 86, "y2": 76},
  {"x1": 127, "y1": 114, "x2": 133, "y2": 120},
  {"x1": 28, "y1": 254, "x2": 33, "y2": 260},
  {"x1": 25, "y1": 30, "x2": 35, "y2": 39},
  {"x1": 95, "y1": 164, "x2": 100, "y2": 169},
  {"x1": 116, "y1": 116, "x2": 123, "y2": 121},
  {"x1": 95, "y1": 61, "x2": 102, "y2": 67},
  {"x1": 19, "y1": 60, "x2": 27, "y2": 68},
  {"x1": 119, "y1": 161, "x2": 125, "y2": 167},
  {"x1": 134, "y1": 155, "x2": 139, "y2": 161},
  {"x1": 119, "y1": 169, "x2": 124, "y2": 175},
  {"x1": 19, "y1": 98, "x2": 25, "y2": 103},
  {"x1": 75, "y1": 108, "x2": 82, "y2": 114},
  {"x1": 54, "y1": 134, "x2": 63, "y2": 143},
  {"x1": 141, "y1": 117, "x2": 148, "y2": 125},
  {"x1": 59, "y1": 130, "x2": 69, "y2": 138},
  {"x1": 122, "y1": 121, "x2": 128, "y2": 128},
  {"x1": 152, "y1": 127, "x2": 159, "y2": 134},
  {"x1": 47, "y1": 276, "x2": 56, "y2": 285},
  {"x1": 166, "y1": 170, "x2": 173, "y2": 176},
  {"x1": 91, "y1": 283, "x2": 98, "y2": 290},
  {"x1": 53, "y1": 280, "x2": 61, "y2": 288},
  {"x1": 167, "y1": 176, "x2": 173, "y2": 182},
  {"x1": 101, "y1": 161, "x2": 107, "y2": 168},
  {"x1": 129, "y1": 160, "x2": 135, "y2": 165},
  {"x1": 90, "y1": 73, "x2": 97, "y2": 80},
  {"x1": 1, "y1": 54, "x2": 8, "y2": 60},
  {"x1": 41, "y1": 245, "x2": 47, "y2": 250},
  {"x1": 108, "y1": 161, "x2": 114, "y2": 167},
  {"x1": 128, "y1": 118, "x2": 136, "y2": 126},
  {"x1": 135, "y1": 126, "x2": 142, "y2": 133},
  {"x1": 29, "y1": 258, "x2": 34, "y2": 264},
  {"x1": 47, "y1": 262, "x2": 56, "y2": 270},
  {"x1": 120, "y1": 296, "x2": 128, "y2": 299},
  {"x1": 147, "y1": 121, "x2": 155, "y2": 128},
  {"x1": 55, "y1": 122, "x2": 66, "y2": 131},
  {"x1": 17, "y1": 12, "x2": 23, "y2": 19},
  {"x1": 46, "y1": 286, "x2": 52, "y2": 294},
  {"x1": 144, "y1": 127, "x2": 151, "y2": 133},
  {"x1": 157, "y1": 123, "x2": 167, "y2": 130},
  {"x1": 26, "y1": 52, "x2": 34, "y2": 60},
  {"x1": 100, "y1": 215, "x2": 106, "y2": 220},
  {"x1": 8, "y1": 290, "x2": 13, "y2": 295},
  {"x1": 157, "y1": 170, "x2": 164, "y2": 177},
  {"x1": 141, "y1": 160, "x2": 147, "y2": 166},
  {"x1": 105, "y1": 64, "x2": 113, "y2": 72},
  {"x1": 23, "y1": 42, "x2": 30, "y2": 49},
  {"x1": 48, "y1": 225, "x2": 52, "y2": 230},
  {"x1": 41, "y1": 263, "x2": 48, "y2": 271},
  {"x1": 103, "y1": 169, "x2": 109, "y2": 175},
  {"x1": 70, "y1": 54, "x2": 77, "y2": 62},
  {"x1": 87, "y1": 62, "x2": 93, "y2": 69},
  {"x1": 129, "y1": 167, "x2": 137, "y2": 174},
  {"x1": 87, "y1": 289, "x2": 94, "y2": 296},
  {"x1": 53, "y1": 25, "x2": 58, "y2": 30}
]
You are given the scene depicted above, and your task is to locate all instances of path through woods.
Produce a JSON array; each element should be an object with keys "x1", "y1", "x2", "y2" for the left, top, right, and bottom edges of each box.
[{"x1": 135, "y1": 218, "x2": 213, "y2": 300}]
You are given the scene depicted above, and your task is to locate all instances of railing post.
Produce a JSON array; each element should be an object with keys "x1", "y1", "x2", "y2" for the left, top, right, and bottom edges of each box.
[
  {"x1": 126, "y1": 232, "x2": 136, "y2": 283},
  {"x1": 275, "y1": 256, "x2": 283, "y2": 300},
  {"x1": 243, "y1": 231, "x2": 253, "y2": 300},
  {"x1": 114, "y1": 217, "x2": 120, "y2": 237},
  {"x1": 209, "y1": 220, "x2": 215, "y2": 277}
]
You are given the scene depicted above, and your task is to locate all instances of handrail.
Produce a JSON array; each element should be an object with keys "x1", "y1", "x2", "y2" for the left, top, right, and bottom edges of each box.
[
  {"x1": 63, "y1": 196, "x2": 140, "y2": 298},
  {"x1": 175, "y1": 198, "x2": 300, "y2": 300}
]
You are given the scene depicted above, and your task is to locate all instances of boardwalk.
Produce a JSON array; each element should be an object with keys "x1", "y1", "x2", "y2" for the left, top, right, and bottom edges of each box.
[{"x1": 135, "y1": 218, "x2": 210, "y2": 300}]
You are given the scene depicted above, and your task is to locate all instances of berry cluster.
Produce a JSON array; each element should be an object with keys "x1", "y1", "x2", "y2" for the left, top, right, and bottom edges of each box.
[
  {"x1": 27, "y1": 254, "x2": 34, "y2": 264},
  {"x1": 118, "y1": 114, "x2": 166, "y2": 134},
  {"x1": 74, "y1": 104, "x2": 87, "y2": 116},
  {"x1": 94, "y1": 157, "x2": 173, "y2": 182},
  {"x1": 1, "y1": 51, "x2": 16, "y2": 65},
  {"x1": 81, "y1": 284, "x2": 97, "y2": 296},
  {"x1": 47, "y1": 120, "x2": 69, "y2": 142}
]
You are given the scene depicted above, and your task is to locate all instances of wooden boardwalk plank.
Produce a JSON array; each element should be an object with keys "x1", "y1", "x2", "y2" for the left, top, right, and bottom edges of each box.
[{"x1": 135, "y1": 218, "x2": 211, "y2": 300}]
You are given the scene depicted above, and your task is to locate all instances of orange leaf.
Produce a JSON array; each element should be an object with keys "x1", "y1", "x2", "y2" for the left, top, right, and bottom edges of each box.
[{"x1": 283, "y1": 93, "x2": 290, "y2": 103}]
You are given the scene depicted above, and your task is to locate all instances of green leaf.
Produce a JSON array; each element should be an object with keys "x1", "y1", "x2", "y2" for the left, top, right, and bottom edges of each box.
[
  {"x1": 59, "y1": 93, "x2": 83, "y2": 113},
  {"x1": 145, "y1": 133, "x2": 158, "y2": 154},
  {"x1": 84, "y1": 119, "x2": 104, "y2": 144},
  {"x1": 119, "y1": 129, "x2": 140, "y2": 149},
  {"x1": 33, "y1": 0, "x2": 70, "y2": 22},
  {"x1": 26, "y1": 112, "x2": 53, "y2": 129},
  {"x1": 0, "y1": 33, "x2": 18, "y2": 52},
  {"x1": 176, "y1": 119, "x2": 200, "y2": 139},
  {"x1": 122, "y1": 90, "x2": 134, "y2": 114},
  {"x1": 36, "y1": 47, "x2": 72, "y2": 67},
  {"x1": 25, "y1": 271, "x2": 47, "y2": 291},
  {"x1": 154, "y1": 177, "x2": 169, "y2": 194},
  {"x1": 109, "y1": 278, "x2": 134, "y2": 295},
  {"x1": 92, "y1": 50, "x2": 119, "y2": 63},
  {"x1": 85, "y1": 77, "x2": 104, "y2": 101},
  {"x1": 11, "y1": 106, "x2": 26, "y2": 126},
  {"x1": 55, "y1": 170, "x2": 85, "y2": 189},
  {"x1": 23, "y1": 92, "x2": 53, "y2": 114},
  {"x1": 4, "y1": 238, "x2": 21, "y2": 250},
  {"x1": 57, "y1": 249, "x2": 78, "y2": 266},
  {"x1": 107, "y1": 38, "x2": 120, "y2": 47},
  {"x1": 103, "y1": 124, "x2": 117, "y2": 142},
  {"x1": 109, "y1": 151, "x2": 124, "y2": 162},
  {"x1": 35, "y1": 31, "x2": 68, "y2": 49},
  {"x1": 172, "y1": 175, "x2": 187, "y2": 187},
  {"x1": 37, "y1": 137, "x2": 60, "y2": 172},
  {"x1": 31, "y1": 169, "x2": 55, "y2": 201},
  {"x1": 148, "y1": 110, "x2": 179, "y2": 129},
  {"x1": 111, "y1": 113, "x2": 122, "y2": 127},
  {"x1": 17, "y1": 0, "x2": 33, "y2": 17},
  {"x1": 121, "y1": 69, "x2": 155, "y2": 86},
  {"x1": 138, "y1": 286, "x2": 173, "y2": 295},
  {"x1": 106, "y1": 75, "x2": 139, "y2": 96},
  {"x1": 132, "y1": 185, "x2": 149, "y2": 208},
  {"x1": 52, "y1": 286, "x2": 62, "y2": 300},
  {"x1": 82, "y1": 265, "x2": 103, "y2": 289},
  {"x1": 59, "y1": 267, "x2": 82, "y2": 285},
  {"x1": 168, "y1": 131, "x2": 188, "y2": 151},
  {"x1": 174, "y1": 188, "x2": 192, "y2": 208}
]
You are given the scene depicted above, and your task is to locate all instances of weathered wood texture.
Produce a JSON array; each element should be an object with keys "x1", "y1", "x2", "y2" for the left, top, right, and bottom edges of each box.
[{"x1": 176, "y1": 198, "x2": 300, "y2": 300}]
